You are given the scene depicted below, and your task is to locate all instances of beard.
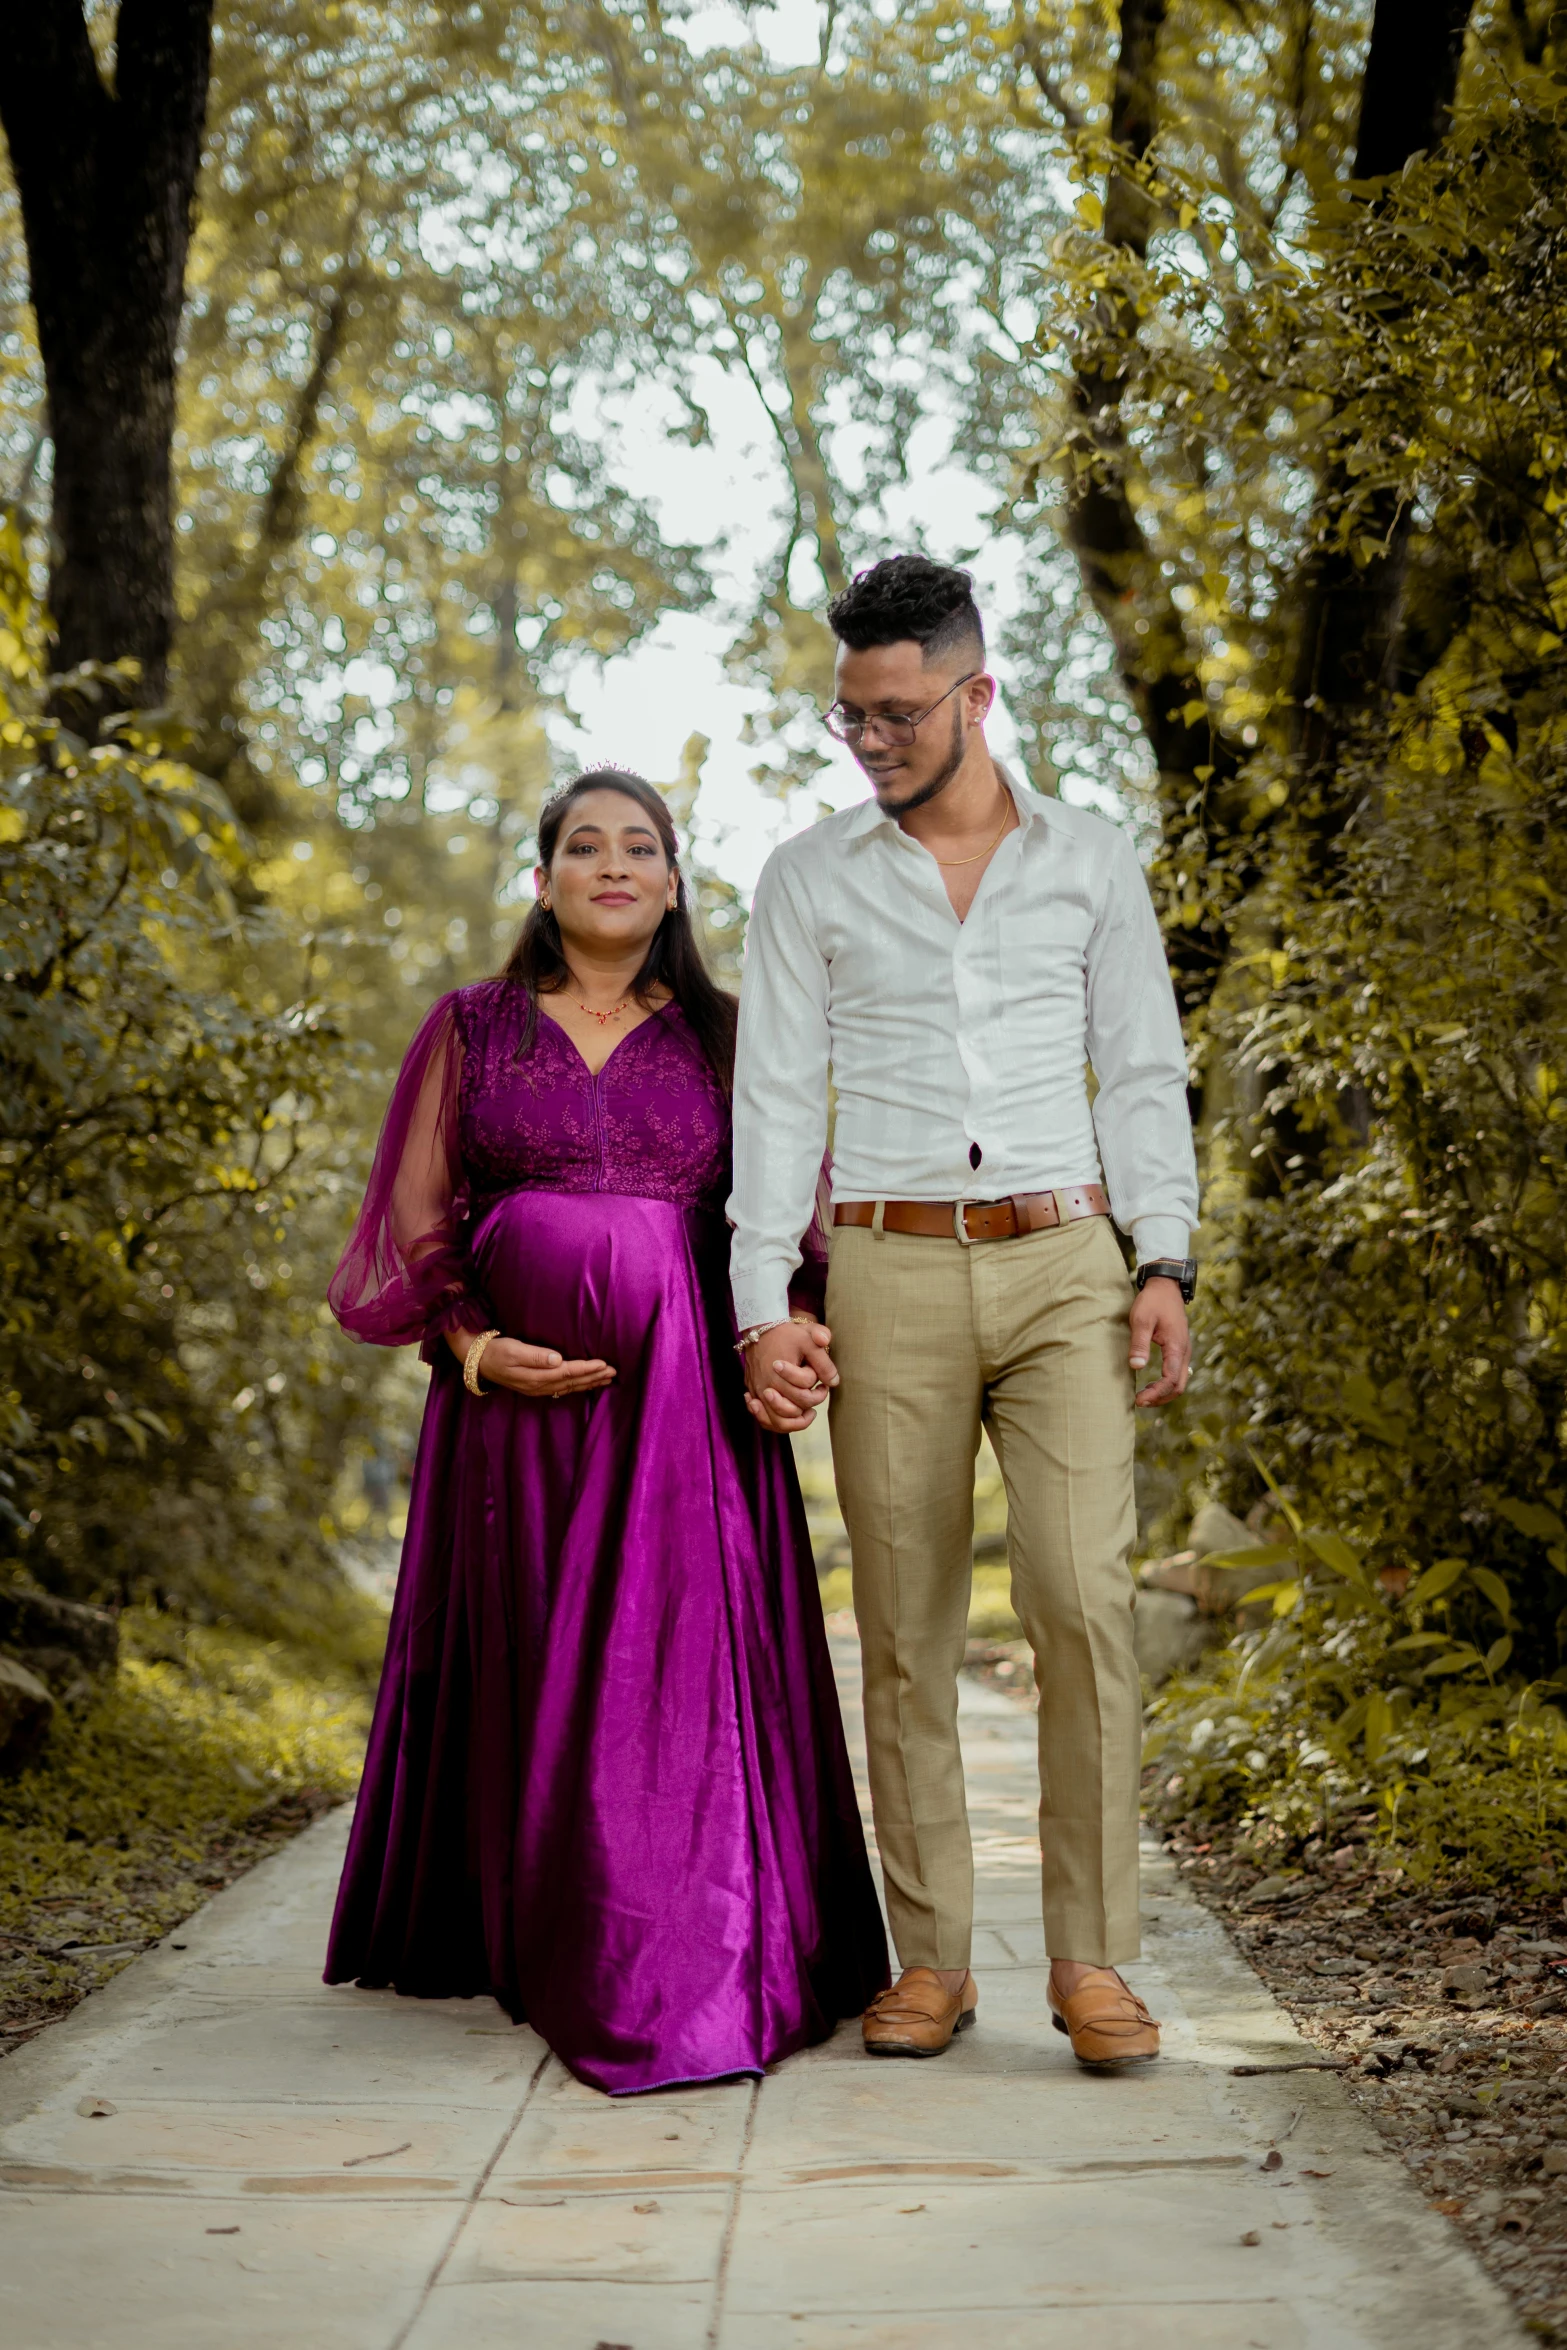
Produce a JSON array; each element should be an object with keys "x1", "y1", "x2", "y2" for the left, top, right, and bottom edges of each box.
[{"x1": 868, "y1": 700, "x2": 966, "y2": 814}]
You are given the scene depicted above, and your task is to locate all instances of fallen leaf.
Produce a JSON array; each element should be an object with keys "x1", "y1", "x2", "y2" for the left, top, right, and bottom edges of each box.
[
  {"x1": 899, "y1": 2203, "x2": 927, "y2": 2213},
  {"x1": 75, "y1": 2097, "x2": 116, "y2": 2118},
  {"x1": 1240, "y1": 2229, "x2": 1261, "y2": 2246},
  {"x1": 205, "y1": 2226, "x2": 240, "y2": 2236},
  {"x1": 1262, "y1": 2148, "x2": 1284, "y2": 2171},
  {"x1": 1302, "y1": 2168, "x2": 1333, "y2": 2178},
  {"x1": 633, "y1": 2200, "x2": 660, "y2": 2214}
]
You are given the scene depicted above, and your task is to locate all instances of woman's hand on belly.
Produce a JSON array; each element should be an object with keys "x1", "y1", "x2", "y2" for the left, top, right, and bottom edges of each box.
[{"x1": 446, "y1": 1328, "x2": 616, "y2": 1399}]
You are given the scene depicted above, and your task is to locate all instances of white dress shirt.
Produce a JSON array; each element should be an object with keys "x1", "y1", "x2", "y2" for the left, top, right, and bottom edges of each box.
[{"x1": 728, "y1": 771, "x2": 1199, "y2": 1331}]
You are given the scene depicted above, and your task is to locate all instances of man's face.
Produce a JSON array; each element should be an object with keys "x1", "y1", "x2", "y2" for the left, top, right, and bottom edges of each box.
[{"x1": 832, "y1": 639, "x2": 994, "y2": 815}]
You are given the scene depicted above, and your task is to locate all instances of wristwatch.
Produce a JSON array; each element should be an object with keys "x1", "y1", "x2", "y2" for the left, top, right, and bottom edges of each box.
[{"x1": 1134, "y1": 1257, "x2": 1198, "y2": 1303}]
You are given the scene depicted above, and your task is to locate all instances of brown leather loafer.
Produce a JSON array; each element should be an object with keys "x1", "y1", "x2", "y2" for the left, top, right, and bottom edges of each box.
[
  {"x1": 1048, "y1": 1971, "x2": 1160, "y2": 2069},
  {"x1": 862, "y1": 1967, "x2": 979, "y2": 2058}
]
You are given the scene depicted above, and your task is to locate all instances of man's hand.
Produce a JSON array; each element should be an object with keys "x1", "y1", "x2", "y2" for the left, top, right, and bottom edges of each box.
[
  {"x1": 1129, "y1": 1279, "x2": 1191, "y2": 1408},
  {"x1": 446, "y1": 1329, "x2": 616, "y2": 1399},
  {"x1": 743, "y1": 1316, "x2": 838, "y2": 1433}
]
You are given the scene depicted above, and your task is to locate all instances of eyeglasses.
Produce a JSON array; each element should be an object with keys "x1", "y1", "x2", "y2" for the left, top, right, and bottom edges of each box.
[{"x1": 824, "y1": 672, "x2": 981, "y2": 747}]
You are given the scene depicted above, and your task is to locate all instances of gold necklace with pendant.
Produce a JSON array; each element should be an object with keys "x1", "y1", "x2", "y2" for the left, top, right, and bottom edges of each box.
[{"x1": 574, "y1": 994, "x2": 634, "y2": 1029}]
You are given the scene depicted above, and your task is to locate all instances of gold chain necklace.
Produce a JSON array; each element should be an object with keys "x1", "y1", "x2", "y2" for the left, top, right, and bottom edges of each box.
[{"x1": 929, "y1": 803, "x2": 1015, "y2": 869}]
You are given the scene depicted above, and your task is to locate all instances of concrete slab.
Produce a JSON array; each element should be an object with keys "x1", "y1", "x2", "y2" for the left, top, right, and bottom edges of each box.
[
  {"x1": 97, "y1": 1993, "x2": 542, "y2": 2109},
  {"x1": 445, "y1": 2183, "x2": 734, "y2": 2286},
  {"x1": 0, "y1": 2195, "x2": 459, "y2": 2350},
  {"x1": 403, "y1": 2277, "x2": 716, "y2": 2350},
  {"x1": 723, "y1": 2170, "x2": 1310, "y2": 2313},
  {"x1": 0, "y1": 1636, "x2": 1529, "y2": 2350},
  {"x1": 743, "y1": 2065, "x2": 1237, "y2": 2178},
  {"x1": 4, "y1": 2095, "x2": 517, "y2": 2193},
  {"x1": 493, "y1": 2069, "x2": 752, "y2": 2192},
  {"x1": 716, "y1": 2311, "x2": 1313, "y2": 2350}
]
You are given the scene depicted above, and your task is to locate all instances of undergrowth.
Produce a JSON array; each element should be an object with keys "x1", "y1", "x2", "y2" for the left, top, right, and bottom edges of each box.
[
  {"x1": 0, "y1": 1601, "x2": 377, "y2": 2035},
  {"x1": 1146, "y1": 1600, "x2": 1567, "y2": 1890}
]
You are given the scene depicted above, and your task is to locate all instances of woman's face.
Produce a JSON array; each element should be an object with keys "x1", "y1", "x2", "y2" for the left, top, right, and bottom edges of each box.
[{"x1": 536, "y1": 788, "x2": 678, "y2": 964}]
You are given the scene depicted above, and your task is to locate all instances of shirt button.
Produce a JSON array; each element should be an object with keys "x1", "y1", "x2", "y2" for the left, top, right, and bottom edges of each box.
[{"x1": 969, "y1": 1142, "x2": 982, "y2": 1169}]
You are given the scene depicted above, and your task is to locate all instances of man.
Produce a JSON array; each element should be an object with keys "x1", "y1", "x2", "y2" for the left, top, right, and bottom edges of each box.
[{"x1": 728, "y1": 555, "x2": 1198, "y2": 2069}]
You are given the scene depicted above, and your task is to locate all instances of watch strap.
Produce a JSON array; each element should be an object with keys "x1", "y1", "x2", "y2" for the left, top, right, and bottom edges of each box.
[{"x1": 1135, "y1": 1257, "x2": 1197, "y2": 1302}]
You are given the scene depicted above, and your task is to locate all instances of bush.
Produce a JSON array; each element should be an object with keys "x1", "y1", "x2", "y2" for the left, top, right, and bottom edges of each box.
[
  {"x1": 0, "y1": 514, "x2": 385, "y2": 1636},
  {"x1": 1146, "y1": 1598, "x2": 1567, "y2": 1893}
]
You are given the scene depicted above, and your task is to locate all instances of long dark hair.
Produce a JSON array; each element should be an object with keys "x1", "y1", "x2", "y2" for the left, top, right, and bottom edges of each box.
[{"x1": 500, "y1": 768, "x2": 738, "y2": 1091}]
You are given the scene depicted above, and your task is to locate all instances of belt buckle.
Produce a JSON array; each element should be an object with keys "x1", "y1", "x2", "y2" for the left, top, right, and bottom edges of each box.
[{"x1": 953, "y1": 1199, "x2": 978, "y2": 1246}]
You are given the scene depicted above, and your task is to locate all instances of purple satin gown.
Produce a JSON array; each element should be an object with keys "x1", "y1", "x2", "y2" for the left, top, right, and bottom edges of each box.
[{"x1": 324, "y1": 980, "x2": 888, "y2": 2093}]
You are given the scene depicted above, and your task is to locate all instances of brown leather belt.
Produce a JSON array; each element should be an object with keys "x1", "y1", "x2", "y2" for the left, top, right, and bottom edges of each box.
[{"x1": 833, "y1": 1185, "x2": 1110, "y2": 1245}]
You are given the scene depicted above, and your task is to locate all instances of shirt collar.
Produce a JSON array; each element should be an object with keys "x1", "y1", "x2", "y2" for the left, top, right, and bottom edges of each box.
[{"x1": 842, "y1": 760, "x2": 1050, "y2": 841}]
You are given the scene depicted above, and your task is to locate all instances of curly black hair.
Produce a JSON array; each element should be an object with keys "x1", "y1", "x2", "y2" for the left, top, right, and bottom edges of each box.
[{"x1": 826, "y1": 554, "x2": 985, "y2": 668}]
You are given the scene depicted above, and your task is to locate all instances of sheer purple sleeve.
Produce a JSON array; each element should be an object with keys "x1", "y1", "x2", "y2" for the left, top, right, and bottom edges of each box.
[
  {"x1": 328, "y1": 993, "x2": 483, "y2": 1348},
  {"x1": 784, "y1": 1155, "x2": 833, "y2": 1323}
]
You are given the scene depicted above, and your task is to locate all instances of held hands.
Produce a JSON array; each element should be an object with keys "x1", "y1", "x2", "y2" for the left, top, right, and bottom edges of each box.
[
  {"x1": 1129, "y1": 1278, "x2": 1191, "y2": 1408},
  {"x1": 743, "y1": 1315, "x2": 838, "y2": 1434},
  {"x1": 446, "y1": 1328, "x2": 616, "y2": 1399}
]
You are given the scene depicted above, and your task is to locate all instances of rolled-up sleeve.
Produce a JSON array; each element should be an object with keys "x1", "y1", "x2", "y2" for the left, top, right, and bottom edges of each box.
[
  {"x1": 1085, "y1": 828, "x2": 1199, "y2": 1263},
  {"x1": 728, "y1": 847, "x2": 833, "y2": 1331}
]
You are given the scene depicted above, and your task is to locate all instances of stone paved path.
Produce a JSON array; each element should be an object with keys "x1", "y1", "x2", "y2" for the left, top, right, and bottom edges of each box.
[{"x1": 0, "y1": 1639, "x2": 1526, "y2": 2349}]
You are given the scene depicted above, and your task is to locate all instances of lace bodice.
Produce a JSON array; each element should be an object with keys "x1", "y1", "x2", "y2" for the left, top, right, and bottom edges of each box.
[
  {"x1": 454, "y1": 982, "x2": 728, "y2": 1214},
  {"x1": 328, "y1": 980, "x2": 820, "y2": 1350}
]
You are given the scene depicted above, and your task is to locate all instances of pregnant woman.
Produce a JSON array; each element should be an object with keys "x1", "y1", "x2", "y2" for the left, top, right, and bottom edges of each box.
[{"x1": 324, "y1": 767, "x2": 887, "y2": 2093}]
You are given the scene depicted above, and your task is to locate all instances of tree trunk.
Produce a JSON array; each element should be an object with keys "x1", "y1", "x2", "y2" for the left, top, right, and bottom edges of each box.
[
  {"x1": 0, "y1": 0, "x2": 214, "y2": 709},
  {"x1": 185, "y1": 256, "x2": 357, "y2": 815},
  {"x1": 1354, "y1": 0, "x2": 1474, "y2": 179},
  {"x1": 1060, "y1": 0, "x2": 1189, "y2": 778},
  {"x1": 777, "y1": 306, "x2": 848, "y2": 599},
  {"x1": 1290, "y1": 0, "x2": 1475, "y2": 770},
  {"x1": 1255, "y1": 0, "x2": 1477, "y2": 1191},
  {"x1": 1043, "y1": 0, "x2": 1242, "y2": 1035}
]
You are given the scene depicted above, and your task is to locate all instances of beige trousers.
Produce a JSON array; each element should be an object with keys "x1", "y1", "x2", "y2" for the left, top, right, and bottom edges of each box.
[{"x1": 826, "y1": 1213, "x2": 1141, "y2": 1970}]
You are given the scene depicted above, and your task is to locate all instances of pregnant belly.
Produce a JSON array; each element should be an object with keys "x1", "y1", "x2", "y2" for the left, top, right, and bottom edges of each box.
[{"x1": 471, "y1": 1189, "x2": 714, "y2": 1372}]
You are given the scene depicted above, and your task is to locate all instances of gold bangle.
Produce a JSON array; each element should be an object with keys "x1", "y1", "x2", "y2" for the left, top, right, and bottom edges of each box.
[{"x1": 463, "y1": 1329, "x2": 501, "y2": 1395}]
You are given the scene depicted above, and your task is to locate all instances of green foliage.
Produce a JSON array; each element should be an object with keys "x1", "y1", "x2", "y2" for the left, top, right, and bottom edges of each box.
[
  {"x1": 1112, "y1": 85, "x2": 1567, "y2": 1677},
  {"x1": 1146, "y1": 1594, "x2": 1567, "y2": 1891},
  {"x1": 984, "y1": 15, "x2": 1567, "y2": 1860},
  {"x1": 174, "y1": 0, "x2": 708, "y2": 826},
  {"x1": 0, "y1": 519, "x2": 387, "y2": 1629}
]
